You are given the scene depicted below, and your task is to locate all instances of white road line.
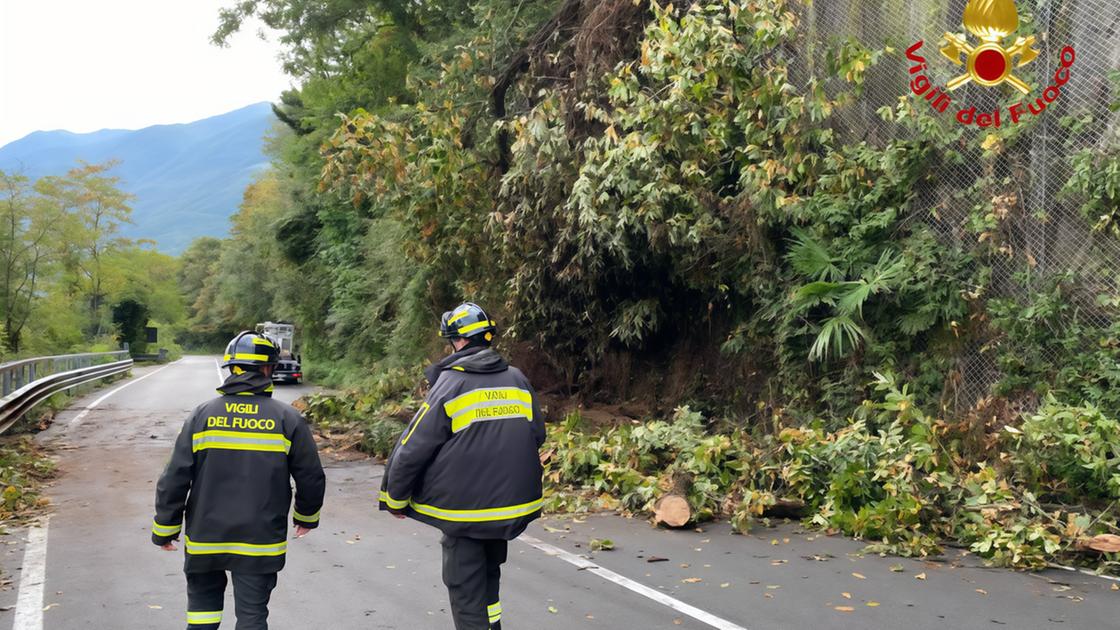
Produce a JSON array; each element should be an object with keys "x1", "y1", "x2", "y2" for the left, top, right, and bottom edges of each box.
[
  {"x1": 214, "y1": 358, "x2": 224, "y2": 385},
  {"x1": 68, "y1": 360, "x2": 181, "y2": 427},
  {"x1": 1048, "y1": 562, "x2": 1120, "y2": 583},
  {"x1": 519, "y1": 534, "x2": 750, "y2": 630},
  {"x1": 13, "y1": 518, "x2": 49, "y2": 630}
]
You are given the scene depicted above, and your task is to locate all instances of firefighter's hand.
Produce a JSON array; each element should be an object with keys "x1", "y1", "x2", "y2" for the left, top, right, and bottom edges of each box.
[
  {"x1": 160, "y1": 542, "x2": 177, "y2": 551},
  {"x1": 295, "y1": 526, "x2": 312, "y2": 538},
  {"x1": 393, "y1": 513, "x2": 406, "y2": 520}
]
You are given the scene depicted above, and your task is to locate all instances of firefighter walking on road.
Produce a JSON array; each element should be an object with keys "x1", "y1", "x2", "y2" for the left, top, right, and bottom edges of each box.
[
  {"x1": 152, "y1": 332, "x2": 326, "y2": 629},
  {"x1": 379, "y1": 302, "x2": 546, "y2": 630}
]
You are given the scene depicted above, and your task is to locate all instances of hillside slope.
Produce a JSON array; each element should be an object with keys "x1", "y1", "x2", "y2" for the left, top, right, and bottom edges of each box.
[{"x1": 0, "y1": 102, "x2": 275, "y2": 253}]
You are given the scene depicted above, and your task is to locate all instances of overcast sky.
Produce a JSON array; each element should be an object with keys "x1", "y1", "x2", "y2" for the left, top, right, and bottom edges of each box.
[{"x1": 0, "y1": 0, "x2": 291, "y2": 147}]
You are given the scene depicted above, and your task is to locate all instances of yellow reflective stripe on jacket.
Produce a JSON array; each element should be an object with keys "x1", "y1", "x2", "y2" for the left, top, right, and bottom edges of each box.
[
  {"x1": 192, "y1": 430, "x2": 291, "y2": 454},
  {"x1": 443, "y1": 387, "x2": 533, "y2": 432},
  {"x1": 187, "y1": 610, "x2": 223, "y2": 624},
  {"x1": 488, "y1": 602, "x2": 502, "y2": 623},
  {"x1": 400, "y1": 402, "x2": 431, "y2": 446},
  {"x1": 152, "y1": 520, "x2": 182, "y2": 536},
  {"x1": 293, "y1": 509, "x2": 320, "y2": 523},
  {"x1": 456, "y1": 320, "x2": 493, "y2": 335},
  {"x1": 223, "y1": 352, "x2": 271, "y2": 362},
  {"x1": 184, "y1": 535, "x2": 287, "y2": 557},
  {"x1": 409, "y1": 498, "x2": 543, "y2": 523},
  {"x1": 444, "y1": 387, "x2": 532, "y2": 415},
  {"x1": 378, "y1": 490, "x2": 408, "y2": 510}
]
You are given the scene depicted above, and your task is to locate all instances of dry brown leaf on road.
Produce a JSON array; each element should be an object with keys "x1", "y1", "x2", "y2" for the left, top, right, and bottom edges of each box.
[
  {"x1": 852, "y1": 572, "x2": 867, "y2": 579},
  {"x1": 834, "y1": 606, "x2": 855, "y2": 612}
]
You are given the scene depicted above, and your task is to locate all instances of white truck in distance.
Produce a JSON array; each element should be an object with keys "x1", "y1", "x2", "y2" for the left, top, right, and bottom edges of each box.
[{"x1": 255, "y1": 321, "x2": 302, "y2": 384}]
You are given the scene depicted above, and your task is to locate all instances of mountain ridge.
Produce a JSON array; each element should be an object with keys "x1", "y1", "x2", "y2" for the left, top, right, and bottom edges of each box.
[{"x1": 0, "y1": 102, "x2": 276, "y2": 254}]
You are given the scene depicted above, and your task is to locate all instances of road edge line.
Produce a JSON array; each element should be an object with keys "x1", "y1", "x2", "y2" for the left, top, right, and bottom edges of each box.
[
  {"x1": 13, "y1": 517, "x2": 49, "y2": 630},
  {"x1": 68, "y1": 359, "x2": 181, "y2": 427},
  {"x1": 519, "y1": 534, "x2": 750, "y2": 630}
]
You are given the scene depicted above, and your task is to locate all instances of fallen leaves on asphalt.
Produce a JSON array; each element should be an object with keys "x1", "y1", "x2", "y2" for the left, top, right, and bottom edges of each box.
[{"x1": 590, "y1": 538, "x2": 614, "y2": 551}]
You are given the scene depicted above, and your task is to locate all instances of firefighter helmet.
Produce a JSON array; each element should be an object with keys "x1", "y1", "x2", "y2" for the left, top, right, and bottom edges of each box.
[
  {"x1": 440, "y1": 302, "x2": 496, "y2": 341},
  {"x1": 221, "y1": 331, "x2": 280, "y2": 369}
]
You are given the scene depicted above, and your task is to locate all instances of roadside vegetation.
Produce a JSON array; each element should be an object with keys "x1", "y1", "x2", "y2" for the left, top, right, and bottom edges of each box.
[
  {"x1": 258, "y1": 0, "x2": 1120, "y2": 575},
  {"x1": 0, "y1": 162, "x2": 185, "y2": 361}
]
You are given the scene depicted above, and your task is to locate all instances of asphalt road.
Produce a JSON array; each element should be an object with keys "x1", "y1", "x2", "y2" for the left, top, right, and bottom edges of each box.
[{"x1": 0, "y1": 355, "x2": 1115, "y2": 629}]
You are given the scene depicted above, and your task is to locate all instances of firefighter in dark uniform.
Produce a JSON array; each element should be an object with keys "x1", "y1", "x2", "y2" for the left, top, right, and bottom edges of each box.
[
  {"x1": 379, "y1": 302, "x2": 545, "y2": 630},
  {"x1": 152, "y1": 332, "x2": 326, "y2": 629}
]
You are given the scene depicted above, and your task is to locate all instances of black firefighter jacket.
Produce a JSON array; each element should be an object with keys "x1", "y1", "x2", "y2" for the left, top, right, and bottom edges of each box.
[
  {"x1": 379, "y1": 346, "x2": 545, "y2": 540},
  {"x1": 152, "y1": 371, "x2": 326, "y2": 573}
]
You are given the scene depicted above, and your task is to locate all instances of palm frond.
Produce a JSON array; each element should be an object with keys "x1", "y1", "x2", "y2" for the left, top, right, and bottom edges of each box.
[
  {"x1": 787, "y1": 228, "x2": 844, "y2": 282},
  {"x1": 808, "y1": 314, "x2": 869, "y2": 362}
]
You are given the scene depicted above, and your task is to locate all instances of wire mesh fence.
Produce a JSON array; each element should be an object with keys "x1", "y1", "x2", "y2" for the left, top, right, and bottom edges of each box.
[{"x1": 795, "y1": 0, "x2": 1120, "y2": 406}]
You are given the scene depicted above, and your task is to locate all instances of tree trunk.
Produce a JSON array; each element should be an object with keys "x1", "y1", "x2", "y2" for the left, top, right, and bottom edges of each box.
[{"x1": 653, "y1": 471, "x2": 693, "y2": 528}]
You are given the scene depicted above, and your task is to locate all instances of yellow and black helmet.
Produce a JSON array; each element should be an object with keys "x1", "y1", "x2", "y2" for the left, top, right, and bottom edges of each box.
[
  {"x1": 440, "y1": 302, "x2": 496, "y2": 341},
  {"x1": 221, "y1": 331, "x2": 280, "y2": 368}
]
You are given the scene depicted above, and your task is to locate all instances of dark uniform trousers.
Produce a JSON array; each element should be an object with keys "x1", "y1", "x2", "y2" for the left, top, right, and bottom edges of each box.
[
  {"x1": 186, "y1": 571, "x2": 278, "y2": 629},
  {"x1": 441, "y1": 535, "x2": 507, "y2": 630}
]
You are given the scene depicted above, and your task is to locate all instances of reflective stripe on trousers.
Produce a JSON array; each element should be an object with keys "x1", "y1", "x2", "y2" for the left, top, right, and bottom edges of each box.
[
  {"x1": 187, "y1": 610, "x2": 222, "y2": 626},
  {"x1": 442, "y1": 535, "x2": 507, "y2": 630},
  {"x1": 187, "y1": 571, "x2": 277, "y2": 630}
]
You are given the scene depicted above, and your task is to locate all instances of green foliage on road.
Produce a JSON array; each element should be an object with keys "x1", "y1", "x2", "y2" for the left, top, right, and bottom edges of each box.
[
  {"x1": 544, "y1": 373, "x2": 1117, "y2": 572},
  {"x1": 0, "y1": 163, "x2": 185, "y2": 360}
]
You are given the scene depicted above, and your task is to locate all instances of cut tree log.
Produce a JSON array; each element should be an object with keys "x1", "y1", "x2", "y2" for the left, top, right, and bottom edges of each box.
[
  {"x1": 653, "y1": 495, "x2": 691, "y2": 528},
  {"x1": 1077, "y1": 534, "x2": 1120, "y2": 553}
]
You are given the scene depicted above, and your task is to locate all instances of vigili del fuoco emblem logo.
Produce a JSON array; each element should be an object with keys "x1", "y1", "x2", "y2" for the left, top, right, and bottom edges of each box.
[{"x1": 906, "y1": 0, "x2": 1076, "y2": 128}]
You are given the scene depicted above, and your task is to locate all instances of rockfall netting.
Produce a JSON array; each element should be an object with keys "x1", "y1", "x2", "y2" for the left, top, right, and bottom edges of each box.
[{"x1": 798, "y1": 0, "x2": 1120, "y2": 405}]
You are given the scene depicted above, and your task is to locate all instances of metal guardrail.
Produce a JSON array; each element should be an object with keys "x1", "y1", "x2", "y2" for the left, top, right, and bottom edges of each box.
[
  {"x1": 0, "y1": 353, "x2": 133, "y2": 434},
  {"x1": 0, "y1": 351, "x2": 129, "y2": 397}
]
